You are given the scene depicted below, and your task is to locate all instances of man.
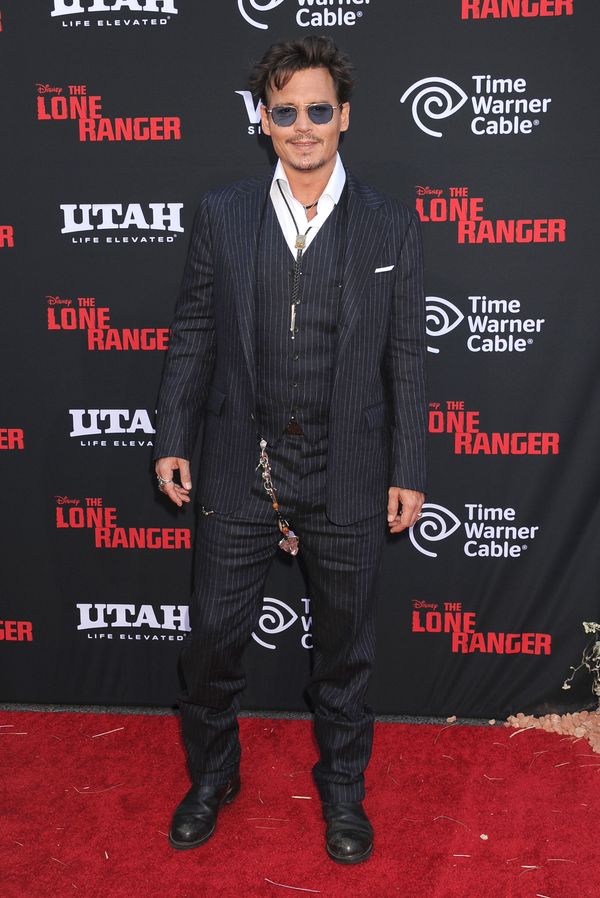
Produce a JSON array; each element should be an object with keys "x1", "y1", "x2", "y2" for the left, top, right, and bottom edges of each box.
[{"x1": 154, "y1": 36, "x2": 427, "y2": 864}]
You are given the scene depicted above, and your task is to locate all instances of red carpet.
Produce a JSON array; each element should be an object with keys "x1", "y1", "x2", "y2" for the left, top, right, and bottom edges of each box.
[{"x1": 1, "y1": 712, "x2": 599, "y2": 898}]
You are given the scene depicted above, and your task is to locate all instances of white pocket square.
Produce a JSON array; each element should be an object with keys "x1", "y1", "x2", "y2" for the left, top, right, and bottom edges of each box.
[{"x1": 374, "y1": 265, "x2": 394, "y2": 273}]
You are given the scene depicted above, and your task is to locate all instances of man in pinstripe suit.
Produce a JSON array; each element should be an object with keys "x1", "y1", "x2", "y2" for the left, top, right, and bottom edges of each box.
[{"x1": 154, "y1": 36, "x2": 427, "y2": 864}]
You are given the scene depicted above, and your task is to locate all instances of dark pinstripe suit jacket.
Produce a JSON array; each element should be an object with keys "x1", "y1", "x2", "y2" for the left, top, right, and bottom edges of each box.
[{"x1": 154, "y1": 170, "x2": 427, "y2": 525}]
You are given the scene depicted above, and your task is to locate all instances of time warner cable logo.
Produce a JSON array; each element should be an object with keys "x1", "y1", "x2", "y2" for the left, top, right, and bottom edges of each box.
[
  {"x1": 410, "y1": 502, "x2": 540, "y2": 559},
  {"x1": 401, "y1": 74, "x2": 552, "y2": 137},
  {"x1": 426, "y1": 296, "x2": 464, "y2": 353},
  {"x1": 426, "y1": 294, "x2": 546, "y2": 354},
  {"x1": 238, "y1": 0, "x2": 371, "y2": 30},
  {"x1": 252, "y1": 596, "x2": 313, "y2": 650}
]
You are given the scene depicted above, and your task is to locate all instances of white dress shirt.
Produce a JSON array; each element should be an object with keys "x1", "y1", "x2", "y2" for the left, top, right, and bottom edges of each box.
[{"x1": 270, "y1": 152, "x2": 346, "y2": 257}]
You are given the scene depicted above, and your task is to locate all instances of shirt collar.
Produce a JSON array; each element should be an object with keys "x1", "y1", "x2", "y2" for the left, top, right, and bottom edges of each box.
[{"x1": 271, "y1": 152, "x2": 346, "y2": 205}]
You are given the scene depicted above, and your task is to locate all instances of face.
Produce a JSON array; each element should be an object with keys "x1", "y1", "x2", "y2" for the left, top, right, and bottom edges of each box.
[{"x1": 260, "y1": 67, "x2": 350, "y2": 175}]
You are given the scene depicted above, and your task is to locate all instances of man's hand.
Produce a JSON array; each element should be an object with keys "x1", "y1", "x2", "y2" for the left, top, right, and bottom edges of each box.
[
  {"x1": 155, "y1": 457, "x2": 192, "y2": 508},
  {"x1": 387, "y1": 487, "x2": 424, "y2": 534}
]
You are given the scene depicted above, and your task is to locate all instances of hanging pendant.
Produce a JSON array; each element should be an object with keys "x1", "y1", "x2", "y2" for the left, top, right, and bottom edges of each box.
[
  {"x1": 278, "y1": 529, "x2": 299, "y2": 555},
  {"x1": 295, "y1": 234, "x2": 306, "y2": 250},
  {"x1": 277, "y1": 517, "x2": 299, "y2": 555}
]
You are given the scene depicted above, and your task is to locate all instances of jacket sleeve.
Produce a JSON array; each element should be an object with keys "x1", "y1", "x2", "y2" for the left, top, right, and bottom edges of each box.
[
  {"x1": 153, "y1": 194, "x2": 217, "y2": 461},
  {"x1": 386, "y1": 209, "x2": 428, "y2": 492}
]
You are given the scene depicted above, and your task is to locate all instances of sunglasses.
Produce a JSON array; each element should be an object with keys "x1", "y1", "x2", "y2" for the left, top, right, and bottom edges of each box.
[{"x1": 265, "y1": 102, "x2": 344, "y2": 127}]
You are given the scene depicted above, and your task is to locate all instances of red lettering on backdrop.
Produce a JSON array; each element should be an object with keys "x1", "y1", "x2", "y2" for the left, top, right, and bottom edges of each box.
[
  {"x1": 0, "y1": 225, "x2": 14, "y2": 247},
  {"x1": 37, "y1": 94, "x2": 102, "y2": 120},
  {"x1": 457, "y1": 218, "x2": 566, "y2": 243},
  {"x1": 0, "y1": 621, "x2": 33, "y2": 642},
  {"x1": 429, "y1": 410, "x2": 480, "y2": 434},
  {"x1": 416, "y1": 196, "x2": 484, "y2": 222},
  {"x1": 47, "y1": 300, "x2": 169, "y2": 351},
  {"x1": 36, "y1": 86, "x2": 180, "y2": 143},
  {"x1": 412, "y1": 611, "x2": 477, "y2": 633},
  {"x1": 55, "y1": 500, "x2": 190, "y2": 550},
  {"x1": 56, "y1": 506, "x2": 118, "y2": 529},
  {"x1": 454, "y1": 432, "x2": 560, "y2": 454},
  {"x1": 411, "y1": 604, "x2": 553, "y2": 655},
  {"x1": 452, "y1": 631, "x2": 552, "y2": 654},
  {"x1": 87, "y1": 328, "x2": 170, "y2": 351},
  {"x1": 47, "y1": 306, "x2": 111, "y2": 330},
  {"x1": 78, "y1": 116, "x2": 181, "y2": 142},
  {"x1": 462, "y1": 1, "x2": 573, "y2": 18},
  {"x1": 94, "y1": 527, "x2": 191, "y2": 549},
  {"x1": 0, "y1": 429, "x2": 25, "y2": 450}
]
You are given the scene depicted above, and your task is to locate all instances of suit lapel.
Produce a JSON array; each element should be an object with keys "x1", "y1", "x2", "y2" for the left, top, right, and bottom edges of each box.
[
  {"x1": 223, "y1": 180, "x2": 270, "y2": 400},
  {"x1": 334, "y1": 179, "x2": 390, "y2": 366}
]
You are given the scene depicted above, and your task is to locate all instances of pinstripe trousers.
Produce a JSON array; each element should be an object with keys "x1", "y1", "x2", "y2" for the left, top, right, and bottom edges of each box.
[{"x1": 178, "y1": 432, "x2": 387, "y2": 803}]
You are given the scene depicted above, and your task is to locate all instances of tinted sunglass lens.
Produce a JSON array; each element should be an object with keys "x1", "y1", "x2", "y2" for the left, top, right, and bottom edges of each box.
[
  {"x1": 271, "y1": 106, "x2": 297, "y2": 126},
  {"x1": 308, "y1": 104, "x2": 334, "y2": 124}
]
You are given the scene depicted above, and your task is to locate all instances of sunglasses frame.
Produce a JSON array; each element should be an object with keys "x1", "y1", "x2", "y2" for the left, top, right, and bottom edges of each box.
[{"x1": 264, "y1": 102, "x2": 344, "y2": 127}]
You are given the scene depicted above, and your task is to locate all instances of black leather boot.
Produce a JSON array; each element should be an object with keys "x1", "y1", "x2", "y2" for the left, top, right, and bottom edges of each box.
[
  {"x1": 168, "y1": 774, "x2": 241, "y2": 850},
  {"x1": 322, "y1": 801, "x2": 374, "y2": 864}
]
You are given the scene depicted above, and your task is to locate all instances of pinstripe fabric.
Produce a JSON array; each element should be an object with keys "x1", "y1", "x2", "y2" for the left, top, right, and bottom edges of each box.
[
  {"x1": 179, "y1": 433, "x2": 386, "y2": 802},
  {"x1": 255, "y1": 194, "x2": 346, "y2": 445},
  {"x1": 153, "y1": 170, "x2": 427, "y2": 524},
  {"x1": 155, "y1": 169, "x2": 428, "y2": 802}
]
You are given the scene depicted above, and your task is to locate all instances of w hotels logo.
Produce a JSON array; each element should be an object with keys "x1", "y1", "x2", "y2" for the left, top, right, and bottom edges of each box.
[
  {"x1": 400, "y1": 78, "x2": 468, "y2": 138},
  {"x1": 238, "y1": 0, "x2": 371, "y2": 29}
]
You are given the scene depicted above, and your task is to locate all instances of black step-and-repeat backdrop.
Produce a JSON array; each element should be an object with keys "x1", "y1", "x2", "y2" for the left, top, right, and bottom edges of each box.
[{"x1": 2, "y1": 1, "x2": 599, "y2": 719}]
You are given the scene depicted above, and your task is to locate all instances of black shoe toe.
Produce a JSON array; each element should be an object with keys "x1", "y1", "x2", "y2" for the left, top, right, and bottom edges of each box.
[
  {"x1": 168, "y1": 774, "x2": 240, "y2": 851},
  {"x1": 323, "y1": 801, "x2": 373, "y2": 865}
]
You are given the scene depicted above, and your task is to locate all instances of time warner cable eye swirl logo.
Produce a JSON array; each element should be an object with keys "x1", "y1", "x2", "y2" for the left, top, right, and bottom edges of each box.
[
  {"x1": 409, "y1": 503, "x2": 461, "y2": 558},
  {"x1": 426, "y1": 296, "x2": 464, "y2": 354},
  {"x1": 238, "y1": 0, "x2": 286, "y2": 29},
  {"x1": 400, "y1": 78, "x2": 468, "y2": 138},
  {"x1": 252, "y1": 597, "x2": 298, "y2": 649}
]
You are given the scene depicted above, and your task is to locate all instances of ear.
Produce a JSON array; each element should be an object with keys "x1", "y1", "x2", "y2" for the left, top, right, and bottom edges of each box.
[
  {"x1": 260, "y1": 103, "x2": 271, "y2": 136},
  {"x1": 340, "y1": 101, "x2": 350, "y2": 133}
]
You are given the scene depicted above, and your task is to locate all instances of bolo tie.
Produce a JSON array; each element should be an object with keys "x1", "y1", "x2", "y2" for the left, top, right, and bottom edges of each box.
[{"x1": 255, "y1": 183, "x2": 320, "y2": 556}]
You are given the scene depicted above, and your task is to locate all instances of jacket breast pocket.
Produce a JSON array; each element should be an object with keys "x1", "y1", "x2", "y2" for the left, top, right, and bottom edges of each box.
[{"x1": 205, "y1": 386, "x2": 227, "y2": 416}]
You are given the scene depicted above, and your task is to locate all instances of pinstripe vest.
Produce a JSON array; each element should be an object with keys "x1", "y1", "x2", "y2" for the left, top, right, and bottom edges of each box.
[{"x1": 255, "y1": 193, "x2": 347, "y2": 445}]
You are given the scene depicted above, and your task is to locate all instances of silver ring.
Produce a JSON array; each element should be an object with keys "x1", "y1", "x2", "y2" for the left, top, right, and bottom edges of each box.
[{"x1": 157, "y1": 476, "x2": 174, "y2": 487}]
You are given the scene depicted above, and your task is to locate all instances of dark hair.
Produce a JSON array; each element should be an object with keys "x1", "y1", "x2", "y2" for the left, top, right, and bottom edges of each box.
[{"x1": 248, "y1": 35, "x2": 355, "y2": 105}]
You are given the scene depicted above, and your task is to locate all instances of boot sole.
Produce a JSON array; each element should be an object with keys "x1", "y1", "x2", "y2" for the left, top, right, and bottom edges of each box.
[{"x1": 168, "y1": 779, "x2": 240, "y2": 851}]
